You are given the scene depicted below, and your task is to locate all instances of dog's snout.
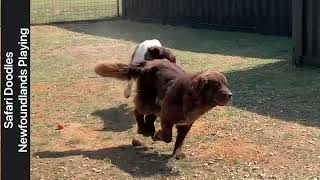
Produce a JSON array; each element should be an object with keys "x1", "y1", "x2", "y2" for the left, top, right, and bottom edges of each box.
[{"x1": 228, "y1": 93, "x2": 232, "y2": 98}]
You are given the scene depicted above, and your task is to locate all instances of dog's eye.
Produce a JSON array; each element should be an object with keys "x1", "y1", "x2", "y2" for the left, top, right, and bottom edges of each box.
[
  {"x1": 212, "y1": 82, "x2": 221, "y2": 89},
  {"x1": 203, "y1": 83, "x2": 210, "y2": 90}
]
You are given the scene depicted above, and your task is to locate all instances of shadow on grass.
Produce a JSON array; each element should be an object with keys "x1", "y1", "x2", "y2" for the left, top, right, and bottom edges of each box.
[
  {"x1": 226, "y1": 61, "x2": 320, "y2": 127},
  {"x1": 91, "y1": 62, "x2": 320, "y2": 128},
  {"x1": 34, "y1": 145, "x2": 176, "y2": 177},
  {"x1": 56, "y1": 20, "x2": 290, "y2": 59},
  {"x1": 91, "y1": 104, "x2": 135, "y2": 132}
]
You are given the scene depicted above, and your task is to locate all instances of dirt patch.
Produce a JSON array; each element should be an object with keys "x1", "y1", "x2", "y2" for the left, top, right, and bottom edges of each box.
[
  {"x1": 32, "y1": 82, "x2": 54, "y2": 94},
  {"x1": 60, "y1": 123, "x2": 110, "y2": 148},
  {"x1": 189, "y1": 121, "x2": 207, "y2": 136},
  {"x1": 34, "y1": 122, "x2": 128, "y2": 151},
  {"x1": 63, "y1": 80, "x2": 105, "y2": 94},
  {"x1": 197, "y1": 136, "x2": 267, "y2": 162},
  {"x1": 61, "y1": 123, "x2": 100, "y2": 139}
]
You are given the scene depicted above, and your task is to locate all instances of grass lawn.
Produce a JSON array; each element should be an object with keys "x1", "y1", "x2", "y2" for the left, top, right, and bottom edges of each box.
[
  {"x1": 31, "y1": 0, "x2": 119, "y2": 24},
  {"x1": 31, "y1": 20, "x2": 320, "y2": 179}
]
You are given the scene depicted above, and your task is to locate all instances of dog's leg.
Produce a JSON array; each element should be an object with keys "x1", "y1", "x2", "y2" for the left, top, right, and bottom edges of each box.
[
  {"x1": 124, "y1": 79, "x2": 133, "y2": 98},
  {"x1": 134, "y1": 109, "x2": 149, "y2": 136},
  {"x1": 172, "y1": 125, "x2": 192, "y2": 160},
  {"x1": 145, "y1": 114, "x2": 157, "y2": 137},
  {"x1": 152, "y1": 120, "x2": 173, "y2": 143}
]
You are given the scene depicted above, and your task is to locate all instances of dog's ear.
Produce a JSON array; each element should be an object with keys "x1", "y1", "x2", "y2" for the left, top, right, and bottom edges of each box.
[
  {"x1": 191, "y1": 75, "x2": 208, "y2": 93},
  {"x1": 145, "y1": 47, "x2": 161, "y2": 60},
  {"x1": 148, "y1": 47, "x2": 161, "y2": 57}
]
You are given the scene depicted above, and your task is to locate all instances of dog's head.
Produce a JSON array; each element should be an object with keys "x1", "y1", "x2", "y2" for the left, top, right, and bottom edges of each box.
[
  {"x1": 192, "y1": 71, "x2": 232, "y2": 106},
  {"x1": 145, "y1": 46, "x2": 176, "y2": 63}
]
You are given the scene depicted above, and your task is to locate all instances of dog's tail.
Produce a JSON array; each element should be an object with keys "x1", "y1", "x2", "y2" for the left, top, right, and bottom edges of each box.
[{"x1": 94, "y1": 61, "x2": 143, "y2": 81}]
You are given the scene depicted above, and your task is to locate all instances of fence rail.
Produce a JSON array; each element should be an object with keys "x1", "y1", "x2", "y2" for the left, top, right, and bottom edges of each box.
[{"x1": 122, "y1": 0, "x2": 292, "y2": 36}]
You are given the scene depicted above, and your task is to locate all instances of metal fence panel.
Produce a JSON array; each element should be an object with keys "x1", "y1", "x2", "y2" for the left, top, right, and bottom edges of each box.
[
  {"x1": 293, "y1": 0, "x2": 320, "y2": 67},
  {"x1": 122, "y1": 0, "x2": 292, "y2": 36},
  {"x1": 304, "y1": 0, "x2": 320, "y2": 58},
  {"x1": 31, "y1": 0, "x2": 119, "y2": 24}
]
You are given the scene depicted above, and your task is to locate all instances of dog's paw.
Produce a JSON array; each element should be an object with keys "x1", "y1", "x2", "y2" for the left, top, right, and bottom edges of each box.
[
  {"x1": 146, "y1": 126, "x2": 156, "y2": 137},
  {"x1": 137, "y1": 127, "x2": 147, "y2": 135},
  {"x1": 152, "y1": 130, "x2": 164, "y2": 141},
  {"x1": 152, "y1": 133, "x2": 161, "y2": 141},
  {"x1": 173, "y1": 152, "x2": 186, "y2": 160},
  {"x1": 137, "y1": 126, "x2": 153, "y2": 137},
  {"x1": 152, "y1": 130, "x2": 172, "y2": 143},
  {"x1": 142, "y1": 132, "x2": 152, "y2": 137}
]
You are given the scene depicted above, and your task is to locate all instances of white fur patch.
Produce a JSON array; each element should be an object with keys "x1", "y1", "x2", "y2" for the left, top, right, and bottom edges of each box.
[{"x1": 132, "y1": 39, "x2": 162, "y2": 63}]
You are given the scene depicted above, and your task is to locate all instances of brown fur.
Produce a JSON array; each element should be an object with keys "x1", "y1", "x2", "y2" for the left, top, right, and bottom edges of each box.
[
  {"x1": 130, "y1": 46, "x2": 176, "y2": 64},
  {"x1": 94, "y1": 63, "x2": 131, "y2": 80},
  {"x1": 94, "y1": 60, "x2": 232, "y2": 159},
  {"x1": 124, "y1": 46, "x2": 176, "y2": 98},
  {"x1": 143, "y1": 46, "x2": 176, "y2": 63},
  {"x1": 94, "y1": 62, "x2": 142, "y2": 80}
]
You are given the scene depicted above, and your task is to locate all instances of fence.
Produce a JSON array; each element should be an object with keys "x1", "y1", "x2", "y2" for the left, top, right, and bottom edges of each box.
[
  {"x1": 293, "y1": 0, "x2": 320, "y2": 67},
  {"x1": 122, "y1": 0, "x2": 292, "y2": 36},
  {"x1": 29, "y1": 0, "x2": 319, "y2": 67},
  {"x1": 31, "y1": 0, "x2": 120, "y2": 24}
]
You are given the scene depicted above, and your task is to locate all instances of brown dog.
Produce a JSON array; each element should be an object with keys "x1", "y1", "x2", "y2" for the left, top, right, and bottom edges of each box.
[{"x1": 95, "y1": 60, "x2": 232, "y2": 159}]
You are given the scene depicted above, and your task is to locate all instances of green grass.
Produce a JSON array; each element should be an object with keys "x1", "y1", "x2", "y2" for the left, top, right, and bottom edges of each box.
[{"x1": 31, "y1": 0, "x2": 119, "y2": 24}]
